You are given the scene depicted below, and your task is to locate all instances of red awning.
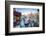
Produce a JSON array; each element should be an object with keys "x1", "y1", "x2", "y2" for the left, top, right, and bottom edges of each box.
[{"x1": 14, "y1": 11, "x2": 21, "y2": 17}]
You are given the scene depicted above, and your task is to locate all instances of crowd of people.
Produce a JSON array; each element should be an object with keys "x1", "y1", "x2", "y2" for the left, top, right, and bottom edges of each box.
[
  {"x1": 13, "y1": 16, "x2": 39, "y2": 28},
  {"x1": 20, "y1": 16, "x2": 39, "y2": 27}
]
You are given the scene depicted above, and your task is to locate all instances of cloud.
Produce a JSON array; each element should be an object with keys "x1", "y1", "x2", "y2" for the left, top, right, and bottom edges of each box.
[{"x1": 15, "y1": 8, "x2": 39, "y2": 14}]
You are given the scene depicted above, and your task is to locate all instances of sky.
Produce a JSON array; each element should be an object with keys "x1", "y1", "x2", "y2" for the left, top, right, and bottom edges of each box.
[{"x1": 14, "y1": 8, "x2": 39, "y2": 15}]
